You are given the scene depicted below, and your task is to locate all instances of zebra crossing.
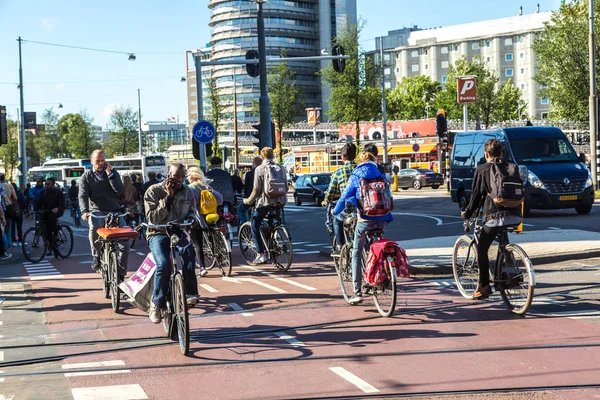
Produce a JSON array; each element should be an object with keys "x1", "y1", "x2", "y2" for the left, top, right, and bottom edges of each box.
[{"x1": 22, "y1": 261, "x2": 64, "y2": 280}]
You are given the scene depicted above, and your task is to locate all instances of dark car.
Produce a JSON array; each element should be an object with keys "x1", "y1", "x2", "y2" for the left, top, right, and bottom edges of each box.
[
  {"x1": 398, "y1": 168, "x2": 444, "y2": 190},
  {"x1": 293, "y1": 173, "x2": 331, "y2": 206}
]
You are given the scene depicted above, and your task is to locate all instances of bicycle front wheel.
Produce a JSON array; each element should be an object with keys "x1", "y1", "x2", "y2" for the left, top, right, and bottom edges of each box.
[
  {"x1": 173, "y1": 273, "x2": 190, "y2": 355},
  {"x1": 110, "y1": 250, "x2": 120, "y2": 313},
  {"x1": 55, "y1": 225, "x2": 74, "y2": 259},
  {"x1": 22, "y1": 227, "x2": 46, "y2": 263},
  {"x1": 452, "y1": 235, "x2": 479, "y2": 299},
  {"x1": 271, "y1": 226, "x2": 293, "y2": 271},
  {"x1": 238, "y1": 222, "x2": 259, "y2": 266},
  {"x1": 499, "y1": 244, "x2": 535, "y2": 315},
  {"x1": 202, "y1": 231, "x2": 217, "y2": 270},
  {"x1": 373, "y1": 257, "x2": 397, "y2": 317},
  {"x1": 213, "y1": 230, "x2": 232, "y2": 277},
  {"x1": 338, "y1": 243, "x2": 354, "y2": 303}
]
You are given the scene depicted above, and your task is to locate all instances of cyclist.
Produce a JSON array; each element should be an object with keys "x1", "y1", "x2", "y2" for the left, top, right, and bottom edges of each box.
[
  {"x1": 461, "y1": 138, "x2": 506, "y2": 300},
  {"x1": 238, "y1": 157, "x2": 262, "y2": 225},
  {"x1": 322, "y1": 143, "x2": 357, "y2": 255},
  {"x1": 131, "y1": 174, "x2": 143, "y2": 202},
  {"x1": 142, "y1": 171, "x2": 159, "y2": 199},
  {"x1": 363, "y1": 143, "x2": 386, "y2": 174},
  {"x1": 145, "y1": 163, "x2": 199, "y2": 323},
  {"x1": 206, "y1": 156, "x2": 234, "y2": 206},
  {"x1": 35, "y1": 178, "x2": 65, "y2": 256},
  {"x1": 121, "y1": 175, "x2": 140, "y2": 226},
  {"x1": 68, "y1": 180, "x2": 81, "y2": 224},
  {"x1": 243, "y1": 147, "x2": 287, "y2": 264},
  {"x1": 187, "y1": 166, "x2": 223, "y2": 278},
  {"x1": 332, "y1": 151, "x2": 393, "y2": 305},
  {"x1": 80, "y1": 149, "x2": 129, "y2": 278}
]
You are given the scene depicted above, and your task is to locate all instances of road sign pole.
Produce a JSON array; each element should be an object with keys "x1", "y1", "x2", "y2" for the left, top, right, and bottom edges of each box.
[
  {"x1": 257, "y1": 0, "x2": 272, "y2": 149},
  {"x1": 194, "y1": 53, "x2": 207, "y2": 170},
  {"x1": 463, "y1": 104, "x2": 468, "y2": 132}
]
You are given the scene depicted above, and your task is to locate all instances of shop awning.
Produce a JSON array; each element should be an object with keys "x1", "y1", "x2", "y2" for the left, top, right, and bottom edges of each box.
[{"x1": 387, "y1": 143, "x2": 438, "y2": 155}]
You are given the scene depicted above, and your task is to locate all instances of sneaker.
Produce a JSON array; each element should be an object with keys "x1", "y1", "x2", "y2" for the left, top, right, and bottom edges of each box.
[
  {"x1": 186, "y1": 295, "x2": 200, "y2": 307},
  {"x1": 149, "y1": 303, "x2": 162, "y2": 324},
  {"x1": 253, "y1": 253, "x2": 267, "y2": 264},
  {"x1": 349, "y1": 294, "x2": 364, "y2": 305},
  {"x1": 91, "y1": 257, "x2": 101, "y2": 272},
  {"x1": 0, "y1": 253, "x2": 12, "y2": 261},
  {"x1": 12, "y1": 242, "x2": 19, "y2": 248},
  {"x1": 198, "y1": 268, "x2": 208, "y2": 278}
]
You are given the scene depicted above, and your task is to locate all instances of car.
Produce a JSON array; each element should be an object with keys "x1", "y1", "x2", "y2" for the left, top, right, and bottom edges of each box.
[
  {"x1": 397, "y1": 168, "x2": 444, "y2": 190},
  {"x1": 293, "y1": 173, "x2": 331, "y2": 206}
]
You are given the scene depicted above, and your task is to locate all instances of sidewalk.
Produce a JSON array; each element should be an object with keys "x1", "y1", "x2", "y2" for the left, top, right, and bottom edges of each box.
[{"x1": 403, "y1": 228, "x2": 600, "y2": 275}]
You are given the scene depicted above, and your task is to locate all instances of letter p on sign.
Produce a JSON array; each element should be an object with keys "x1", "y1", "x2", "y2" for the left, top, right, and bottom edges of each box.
[{"x1": 457, "y1": 77, "x2": 477, "y2": 103}]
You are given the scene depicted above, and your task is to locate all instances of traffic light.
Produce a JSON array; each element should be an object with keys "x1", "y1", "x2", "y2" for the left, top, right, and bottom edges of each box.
[
  {"x1": 0, "y1": 106, "x2": 7, "y2": 145},
  {"x1": 222, "y1": 146, "x2": 228, "y2": 163},
  {"x1": 270, "y1": 120, "x2": 276, "y2": 149},
  {"x1": 436, "y1": 109, "x2": 447, "y2": 136},
  {"x1": 205, "y1": 143, "x2": 213, "y2": 158},
  {"x1": 246, "y1": 50, "x2": 259, "y2": 78},
  {"x1": 332, "y1": 44, "x2": 345, "y2": 73},
  {"x1": 252, "y1": 123, "x2": 262, "y2": 149},
  {"x1": 191, "y1": 141, "x2": 213, "y2": 160}
]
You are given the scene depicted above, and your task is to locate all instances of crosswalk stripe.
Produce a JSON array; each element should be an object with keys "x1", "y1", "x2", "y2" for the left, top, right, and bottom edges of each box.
[
  {"x1": 329, "y1": 367, "x2": 379, "y2": 393},
  {"x1": 62, "y1": 360, "x2": 131, "y2": 377},
  {"x1": 71, "y1": 384, "x2": 148, "y2": 400},
  {"x1": 227, "y1": 302, "x2": 253, "y2": 316},
  {"x1": 199, "y1": 284, "x2": 218, "y2": 293},
  {"x1": 30, "y1": 275, "x2": 65, "y2": 281}
]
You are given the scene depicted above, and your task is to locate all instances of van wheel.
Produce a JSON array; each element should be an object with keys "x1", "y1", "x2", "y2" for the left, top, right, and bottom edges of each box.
[
  {"x1": 294, "y1": 195, "x2": 302, "y2": 206},
  {"x1": 576, "y1": 203, "x2": 593, "y2": 215},
  {"x1": 412, "y1": 180, "x2": 422, "y2": 190},
  {"x1": 431, "y1": 185, "x2": 440, "y2": 189},
  {"x1": 457, "y1": 191, "x2": 468, "y2": 210}
]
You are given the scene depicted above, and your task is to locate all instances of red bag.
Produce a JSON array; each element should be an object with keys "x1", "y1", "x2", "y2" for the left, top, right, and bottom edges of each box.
[
  {"x1": 359, "y1": 177, "x2": 393, "y2": 216},
  {"x1": 364, "y1": 239, "x2": 410, "y2": 286}
]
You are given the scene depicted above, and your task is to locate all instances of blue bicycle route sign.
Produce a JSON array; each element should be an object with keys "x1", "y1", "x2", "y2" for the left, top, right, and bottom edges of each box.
[{"x1": 192, "y1": 120, "x2": 216, "y2": 144}]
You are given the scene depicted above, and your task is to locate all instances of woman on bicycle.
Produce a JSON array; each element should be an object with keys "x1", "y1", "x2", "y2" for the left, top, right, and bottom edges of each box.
[
  {"x1": 332, "y1": 151, "x2": 393, "y2": 305},
  {"x1": 121, "y1": 175, "x2": 140, "y2": 226},
  {"x1": 187, "y1": 167, "x2": 223, "y2": 277}
]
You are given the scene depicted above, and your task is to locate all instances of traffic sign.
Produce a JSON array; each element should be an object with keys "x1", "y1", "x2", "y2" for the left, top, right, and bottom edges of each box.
[
  {"x1": 412, "y1": 143, "x2": 420, "y2": 152},
  {"x1": 192, "y1": 120, "x2": 216, "y2": 144},
  {"x1": 457, "y1": 76, "x2": 477, "y2": 103}
]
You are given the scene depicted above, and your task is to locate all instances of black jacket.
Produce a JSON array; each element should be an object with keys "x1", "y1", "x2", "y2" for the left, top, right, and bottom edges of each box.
[
  {"x1": 36, "y1": 188, "x2": 65, "y2": 216},
  {"x1": 243, "y1": 168, "x2": 256, "y2": 198},
  {"x1": 464, "y1": 162, "x2": 496, "y2": 221}
]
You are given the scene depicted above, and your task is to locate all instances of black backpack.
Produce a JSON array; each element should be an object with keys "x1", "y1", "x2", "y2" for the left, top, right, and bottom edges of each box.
[{"x1": 488, "y1": 161, "x2": 524, "y2": 209}]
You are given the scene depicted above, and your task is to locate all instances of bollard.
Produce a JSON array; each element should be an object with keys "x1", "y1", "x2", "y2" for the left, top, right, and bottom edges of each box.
[
  {"x1": 393, "y1": 173, "x2": 398, "y2": 192},
  {"x1": 514, "y1": 202, "x2": 524, "y2": 233}
]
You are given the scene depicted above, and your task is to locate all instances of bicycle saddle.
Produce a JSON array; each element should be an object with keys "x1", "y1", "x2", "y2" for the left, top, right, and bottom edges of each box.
[
  {"x1": 97, "y1": 227, "x2": 138, "y2": 240},
  {"x1": 205, "y1": 213, "x2": 219, "y2": 224}
]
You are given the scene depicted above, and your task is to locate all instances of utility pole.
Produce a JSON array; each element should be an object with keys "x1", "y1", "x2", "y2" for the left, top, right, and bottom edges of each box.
[
  {"x1": 194, "y1": 52, "x2": 207, "y2": 170},
  {"x1": 18, "y1": 37, "x2": 27, "y2": 184},
  {"x1": 256, "y1": 0, "x2": 272, "y2": 148},
  {"x1": 138, "y1": 89, "x2": 143, "y2": 156},
  {"x1": 589, "y1": 0, "x2": 598, "y2": 188},
  {"x1": 379, "y1": 36, "x2": 388, "y2": 165},
  {"x1": 233, "y1": 68, "x2": 239, "y2": 170}
]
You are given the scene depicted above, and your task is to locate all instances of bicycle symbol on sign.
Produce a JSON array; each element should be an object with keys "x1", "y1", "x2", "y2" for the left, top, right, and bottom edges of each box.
[{"x1": 199, "y1": 126, "x2": 214, "y2": 138}]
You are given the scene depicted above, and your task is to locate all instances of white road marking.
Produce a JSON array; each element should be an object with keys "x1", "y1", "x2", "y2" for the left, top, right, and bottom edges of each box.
[
  {"x1": 27, "y1": 271, "x2": 61, "y2": 276},
  {"x1": 429, "y1": 279, "x2": 454, "y2": 287},
  {"x1": 392, "y1": 212, "x2": 443, "y2": 226},
  {"x1": 0, "y1": 298, "x2": 5, "y2": 305},
  {"x1": 30, "y1": 275, "x2": 64, "y2": 281},
  {"x1": 227, "y1": 302, "x2": 253, "y2": 316},
  {"x1": 23, "y1": 262, "x2": 52, "y2": 267},
  {"x1": 71, "y1": 384, "x2": 148, "y2": 400},
  {"x1": 291, "y1": 241, "x2": 310, "y2": 245},
  {"x1": 136, "y1": 252, "x2": 145, "y2": 256},
  {"x1": 24, "y1": 266, "x2": 56, "y2": 271},
  {"x1": 223, "y1": 276, "x2": 287, "y2": 293},
  {"x1": 329, "y1": 367, "x2": 379, "y2": 393},
  {"x1": 275, "y1": 331, "x2": 306, "y2": 347},
  {"x1": 62, "y1": 360, "x2": 131, "y2": 377},
  {"x1": 550, "y1": 310, "x2": 600, "y2": 317},
  {"x1": 222, "y1": 277, "x2": 243, "y2": 284},
  {"x1": 0, "y1": 351, "x2": 3, "y2": 362},
  {"x1": 548, "y1": 227, "x2": 561, "y2": 230},
  {"x1": 79, "y1": 261, "x2": 93, "y2": 264},
  {"x1": 294, "y1": 251, "x2": 321, "y2": 255},
  {"x1": 304, "y1": 243, "x2": 325, "y2": 247},
  {"x1": 199, "y1": 284, "x2": 218, "y2": 293},
  {"x1": 241, "y1": 265, "x2": 316, "y2": 291},
  {"x1": 0, "y1": 322, "x2": 2, "y2": 326}
]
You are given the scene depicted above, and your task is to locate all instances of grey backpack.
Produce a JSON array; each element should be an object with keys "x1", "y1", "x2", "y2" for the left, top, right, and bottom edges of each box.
[{"x1": 264, "y1": 162, "x2": 287, "y2": 198}]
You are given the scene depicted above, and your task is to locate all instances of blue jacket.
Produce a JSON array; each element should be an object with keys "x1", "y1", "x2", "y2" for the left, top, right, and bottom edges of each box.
[{"x1": 332, "y1": 161, "x2": 393, "y2": 222}]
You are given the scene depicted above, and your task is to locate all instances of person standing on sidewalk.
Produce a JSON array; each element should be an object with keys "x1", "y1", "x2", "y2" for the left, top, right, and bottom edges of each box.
[
  {"x1": 0, "y1": 174, "x2": 18, "y2": 249},
  {"x1": 0, "y1": 197, "x2": 10, "y2": 261}
]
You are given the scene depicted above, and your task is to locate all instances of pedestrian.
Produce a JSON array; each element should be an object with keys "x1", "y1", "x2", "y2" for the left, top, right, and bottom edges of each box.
[
  {"x1": 31, "y1": 179, "x2": 45, "y2": 204},
  {"x1": 12, "y1": 185, "x2": 26, "y2": 246},
  {"x1": 131, "y1": 174, "x2": 143, "y2": 202},
  {"x1": 142, "y1": 171, "x2": 158, "y2": 199},
  {"x1": 0, "y1": 198, "x2": 10, "y2": 260},
  {"x1": 0, "y1": 174, "x2": 18, "y2": 249},
  {"x1": 25, "y1": 183, "x2": 34, "y2": 216},
  {"x1": 156, "y1": 173, "x2": 164, "y2": 182},
  {"x1": 206, "y1": 156, "x2": 235, "y2": 206}
]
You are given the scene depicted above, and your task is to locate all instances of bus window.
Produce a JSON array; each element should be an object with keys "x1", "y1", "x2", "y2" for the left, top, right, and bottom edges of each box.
[
  {"x1": 65, "y1": 167, "x2": 85, "y2": 178},
  {"x1": 145, "y1": 156, "x2": 165, "y2": 166}
]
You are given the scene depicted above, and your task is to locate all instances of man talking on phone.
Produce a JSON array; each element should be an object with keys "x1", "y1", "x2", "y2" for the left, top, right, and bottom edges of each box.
[{"x1": 79, "y1": 149, "x2": 130, "y2": 279}]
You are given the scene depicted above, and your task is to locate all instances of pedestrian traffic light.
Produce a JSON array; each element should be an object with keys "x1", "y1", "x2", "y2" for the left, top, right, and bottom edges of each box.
[
  {"x1": 332, "y1": 44, "x2": 345, "y2": 73},
  {"x1": 436, "y1": 109, "x2": 447, "y2": 136},
  {"x1": 246, "y1": 50, "x2": 259, "y2": 78},
  {"x1": 252, "y1": 123, "x2": 262, "y2": 149}
]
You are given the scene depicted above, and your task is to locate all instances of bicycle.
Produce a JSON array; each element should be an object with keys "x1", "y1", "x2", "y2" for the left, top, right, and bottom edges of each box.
[
  {"x1": 92, "y1": 212, "x2": 138, "y2": 313},
  {"x1": 139, "y1": 220, "x2": 194, "y2": 356},
  {"x1": 336, "y1": 213, "x2": 398, "y2": 317},
  {"x1": 200, "y1": 213, "x2": 232, "y2": 276},
  {"x1": 238, "y1": 204, "x2": 293, "y2": 271},
  {"x1": 123, "y1": 204, "x2": 142, "y2": 248},
  {"x1": 452, "y1": 210, "x2": 535, "y2": 315},
  {"x1": 68, "y1": 199, "x2": 81, "y2": 228},
  {"x1": 22, "y1": 211, "x2": 74, "y2": 263}
]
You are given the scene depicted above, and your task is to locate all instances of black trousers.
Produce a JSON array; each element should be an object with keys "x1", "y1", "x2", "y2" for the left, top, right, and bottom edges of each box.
[
  {"x1": 477, "y1": 225, "x2": 501, "y2": 288},
  {"x1": 191, "y1": 227, "x2": 205, "y2": 269}
]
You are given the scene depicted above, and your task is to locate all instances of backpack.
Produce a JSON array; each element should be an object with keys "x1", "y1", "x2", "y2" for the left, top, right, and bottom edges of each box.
[
  {"x1": 199, "y1": 188, "x2": 217, "y2": 216},
  {"x1": 264, "y1": 162, "x2": 287, "y2": 198},
  {"x1": 489, "y1": 161, "x2": 524, "y2": 208},
  {"x1": 359, "y1": 176, "x2": 393, "y2": 217}
]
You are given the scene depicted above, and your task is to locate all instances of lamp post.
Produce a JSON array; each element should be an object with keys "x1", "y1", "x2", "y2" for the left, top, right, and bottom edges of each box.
[
  {"x1": 17, "y1": 37, "x2": 27, "y2": 185},
  {"x1": 256, "y1": 0, "x2": 273, "y2": 148},
  {"x1": 138, "y1": 89, "x2": 143, "y2": 156},
  {"x1": 233, "y1": 68, "x2": 240, "y2": 170},
  {"x1": 589, "y1": 0, "x2": 598, "y2": 188},
  {"x1": 379, "y1": 36, "x2": 388, "y2": 165}
]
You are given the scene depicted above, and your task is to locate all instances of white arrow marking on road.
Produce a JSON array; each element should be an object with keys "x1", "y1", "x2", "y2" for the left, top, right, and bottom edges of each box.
[
  {"x1": 329, "y1": 367, "x2": 379, "y2": 393},
  {"x1": 392, "y1": 212, "x2": 443, "y2": 226},
  {"x1": 275, "y1": 331, "x2": 306, "y2": 347},
  {"x1": 227, "y1": 302, "x2": 253, "y2": 316},
  {"x1": 240, "y1": 265, "x2": 316, "y2": 291},
  {"x1": 199, "y1": 284, "x2": 218, "y2": 293}
]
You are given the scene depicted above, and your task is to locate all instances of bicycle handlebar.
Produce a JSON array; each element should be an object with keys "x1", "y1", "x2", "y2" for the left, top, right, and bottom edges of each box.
[
  {"x1": 139, "y1": 221, "x2": 194, "y2": 229},
  {"x1": 89, "y1": 211, "x2": 131, "y2": 219}
]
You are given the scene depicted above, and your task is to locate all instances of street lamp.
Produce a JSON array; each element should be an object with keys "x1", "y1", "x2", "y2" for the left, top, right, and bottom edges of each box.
[
  {"x1": 255, "y1": 0, "x2": 273, "y2": 148},
  {"x1": 128, "y1": 53, "x2": 136, "y2": 61},
  {"x1": 180, "y1": 76, "x2": 187, "y2": 82}
]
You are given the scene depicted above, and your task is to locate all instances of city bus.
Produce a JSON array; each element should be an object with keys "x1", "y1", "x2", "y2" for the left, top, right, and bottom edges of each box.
[
  {"x1": 106, "y1": 154, "x2": 167, "y2": 181},
  {"x1": 43, "y1": 158, "x2": 92, "y2": 169},
  {"x1": 28, "y1": 165, "x2": 86, "y2": 188}
]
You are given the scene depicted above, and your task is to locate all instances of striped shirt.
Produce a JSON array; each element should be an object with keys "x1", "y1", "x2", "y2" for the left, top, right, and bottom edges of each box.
[{"x1": 324, "y1": 161, "x2": 356, "y2": 204}]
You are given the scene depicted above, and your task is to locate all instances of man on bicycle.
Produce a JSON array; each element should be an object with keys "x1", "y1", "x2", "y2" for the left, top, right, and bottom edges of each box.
[
  {"x1": 80, "y1": 149, "x2": 129, "y2": 277},
  {"x1": 461, "y1": 138, "x2": 506, "y2": 300},
  {"x1": 332, "y1": 151, "x2": 393, "y2": 305},
  {"x1": 144, "y1": 163, "x2": 200, "y2": 323},
  {"x1": 322, "y1": 143, "x2": 357, "y2": 255},
  {"x1": 68, "y1": 180, "x2": 81, "y2": 223},
  {"x1": 35, "y1": 178, "x2": 65, "y2": 256},
  {"x1": 243, "y1": 147, "x2": 287, "y2": 264}
]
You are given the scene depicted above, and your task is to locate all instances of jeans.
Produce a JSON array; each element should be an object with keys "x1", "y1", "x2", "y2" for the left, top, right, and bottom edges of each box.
[
  {"x1": 190, "y1": 227, "x2": 205, "y2": 269},
  {"x1": 89, "y1": 212, "x2": 130, "y2": 277},
  {"x1": 251, "y1": 206, "x2": 269, "y2": 253},
  {"x1": 149, "y1": 235, "x2": 197, "y2": 308},
  {"x1": 4, "y1": 217, "x2": 13, "y2": 248},
  {"x1": 332, "y1": 213, "x2": 345, "y2": 247},
  {"x1": 238, "y1": 202, "x2": 252, "y2": 226},
  {"x1": 477, "y1": 225, "x2": 501, "y2": 288},
  {"x1": 352, "y1": 220, "x2": 387, "y2": 295}
]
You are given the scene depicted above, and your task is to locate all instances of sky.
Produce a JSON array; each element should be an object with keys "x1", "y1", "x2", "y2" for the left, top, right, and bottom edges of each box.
[{"x1": 0, "y1": 0, "x2": 561, "y2": 129}]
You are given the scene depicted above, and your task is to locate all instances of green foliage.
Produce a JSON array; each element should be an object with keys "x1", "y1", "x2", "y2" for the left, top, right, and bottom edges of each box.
[
  {"x1": 105, "y1": 105, "x2": 139, "y2": 156},
  {"x1": 57, "y1": 111, "x2": 99, "y2": 158},
  {"x1": 34, "y1": 107, "x2": 64, "y2": 161},
  {"x1": 0, "y1": 119, "x2": 20, "y2": 180},
  {"x1": 493, "y1": 79, "x2": 529, "y2": 122},
  {"x1": 387, "y1": 75, "x2": 441, "y2": 120},
  {"x1": 532, "y1": 0, "x2": 596, "y2": 121},
  {"x1": 206, "y1": 75, "x2": 228, "y2": 156}
]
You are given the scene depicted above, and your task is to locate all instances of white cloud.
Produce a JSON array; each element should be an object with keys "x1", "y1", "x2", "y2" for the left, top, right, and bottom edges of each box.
[
  {"x1": 101, "y1": 103, "x2": 116, "y2": 117},
  {"x1": 40, "y1": 18, "x2": 57, "y2": 31}
]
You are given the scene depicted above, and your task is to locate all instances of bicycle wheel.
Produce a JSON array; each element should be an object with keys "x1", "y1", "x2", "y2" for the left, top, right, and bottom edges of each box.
[
  {"x1": 338, "y1": 243, "x2": 354, "y2": 303},
  {"x1": 271, "y1": 226, "x2": 293, "y2": 271},
  {"x1": 452, "y1": 235, "x2": 479, "y2": 299},
  {"x1": 162, "y1": 302, "x2": 173, "y2": 338},
  {"x1": 109, "y1": 250, "x2": 120, "y2": 312},
  {"x1": 173, "y1": 273, "x2": 190, "y2": 355},
  {"x1": 238, "y1": 222, "x2": 259, "y2": 266},
  {"x1": 373, "y1": 257, "x2": 398, "y2": 317},
  {"x1": 498, "y1": 244, "x2": 535, "y2": 315},
  {"x1": 55, "y1": 225, "x2": 74, "y2": 259},
  {"x1": 202, "y1": 230, "x2": 217, "y2": 270},
  {"x1": 22, "y1": 227, "x2": 46, "y2": 263},
  {"x1": 213, "y1": 230, "x2": 232, "y2": 277}
]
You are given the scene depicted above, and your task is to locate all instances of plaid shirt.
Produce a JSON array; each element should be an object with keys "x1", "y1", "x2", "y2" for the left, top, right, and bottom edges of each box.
[{"x1": 324, "y1": 161, "x2": 356, "y2": 204}]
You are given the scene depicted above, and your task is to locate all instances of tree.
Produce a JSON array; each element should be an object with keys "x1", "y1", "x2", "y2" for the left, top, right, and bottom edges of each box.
[
  {"x1": 58, "y1": 111, "x2": 99, "y2": 158},
  {"x1": 532, "y1": 0, "x2": 596, "y2": 121},
  {"x1": 321, "y1": 21, "x2": 379, "y2": 148},
  {"x1": 268, "y1": 55, "x2": 303, "y2": 163},
  {"x1": 34, "y1": 107, "x2": 64, "y2": 162},
  {"x1": 206, "y1": 75, "x2": 227, "y2": 156},
  {"x1": 0, "y1": 119, "x2": 20, "y2": 180},
  {"x1": 105, "y1": 105, "x2": 139, "y2": 156},
  {"x1": 493, "y1": 79, "x2": 529, "y2": 122},
  {"x1": 387, "y1": 75, "x2": 441, "y2": 120}
]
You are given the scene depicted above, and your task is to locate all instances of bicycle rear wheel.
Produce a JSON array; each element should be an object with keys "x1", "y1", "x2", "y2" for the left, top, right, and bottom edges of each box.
[
  {"x1": 110, "y1": 250, "x2": 120, "y2": 313},
  {"x1": 271, "y1": 226, "x2": 293, "y2": 271},
  {"x1": 238, "y1": 222, "x2": 259, "y2": 266},
  {"x1": 22, "y1": 227, "x2": 46, "y2": 263},
  {"x1": 498, "y1": 244, "x2": 535, "y2": 315},
  {"x1": 55, "y1": 225, "x2": 73, "y2": 259},
  {"x1": 213, "y1": 230, "x2": 232, "y2": 277},
  {"x1": 202, "y1": 231, "x2": 217, "y2": 270},
  {"x1": 173, "y1": 273, "x2": 190, "y2": 355},
  {"x1": 338, "y1": 243, "x2": 354, "y2": 303},
  {"x1": 373, "y1": 257, "x2": 397, "y2": 317},
  {"x1": 452, "y1": 235, "x2": 479, "y2": 299}
]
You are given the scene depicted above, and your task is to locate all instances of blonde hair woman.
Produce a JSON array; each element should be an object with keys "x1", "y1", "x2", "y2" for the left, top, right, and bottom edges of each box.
[
  {"x1": 356, "y1": 151, "x2": 376, "y2": 165},
  {"x1": 121, "y1": 175, "x2": 139, "y2": 207}
]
